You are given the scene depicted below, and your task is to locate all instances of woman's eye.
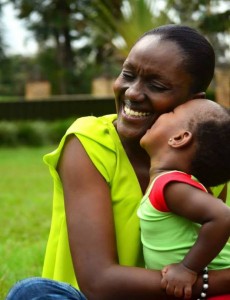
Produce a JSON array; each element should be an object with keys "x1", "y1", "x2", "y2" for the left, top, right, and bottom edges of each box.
[
  {"x1": 122, "y1": 71, "x2": 135, "y2": 80},
  {"x1": 149, "y1": 83, "x2": 167, "y2": 92}
]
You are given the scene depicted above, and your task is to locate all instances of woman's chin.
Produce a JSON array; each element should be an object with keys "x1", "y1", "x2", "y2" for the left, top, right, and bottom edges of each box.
[{"x1": 116, "y1": 121, "x2": 147, "y2": 142}]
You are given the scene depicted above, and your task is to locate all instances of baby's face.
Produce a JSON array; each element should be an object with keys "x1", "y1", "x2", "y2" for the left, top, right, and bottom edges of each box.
[{"x1": 140, "y1": 99, "x2": 214, "y2": 153}]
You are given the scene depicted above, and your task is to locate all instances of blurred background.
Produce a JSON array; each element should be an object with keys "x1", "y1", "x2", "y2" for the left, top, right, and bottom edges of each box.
[
  {"x1": 0, "y1": 0, "x2": 229, "y2": 298},
  {"x1": 0, "y1": 0, "x2": 229, "y2": 105},
  {"x1": 0, "y1": 0, "x2": 228, "y2": 155}
]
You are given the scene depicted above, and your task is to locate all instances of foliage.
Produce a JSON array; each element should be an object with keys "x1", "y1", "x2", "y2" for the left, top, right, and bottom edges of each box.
[
  {"x1": 7, "y1": 0, "x2": 87, "y2": 93},
  {"x1": 85, "y1": 0, "x2": 169, "y2": 58},
  {"x1": 0, "y1": 0, "x2": 229, "y2": 96},
  {"x1": 0, "y1": 55, "x2": 35, "y2": 96},
  {"x1": 0, "y1": 118, "x2": 75, "y2": 146},
  {"x1": 0, "y1": 121, "x2": 19, "y2": 145},
  {"x1": 165, "y1": 0, "x2": 230, "y2": 63},
  {"x1": 2, "y1": 0, "x2": 124, "y2": 93},
  {"x1": 0, "y1": 1, "x2": 6, "y2": 59}
]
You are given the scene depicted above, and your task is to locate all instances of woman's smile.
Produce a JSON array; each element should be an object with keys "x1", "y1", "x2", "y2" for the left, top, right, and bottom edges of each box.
[{"x1": 123, "y1": 103, "x2": 151, "y2": 118}]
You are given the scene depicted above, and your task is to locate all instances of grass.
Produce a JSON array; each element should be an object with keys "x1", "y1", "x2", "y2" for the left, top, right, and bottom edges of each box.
[{"x1": 0, "y1": 146, "x2": 56, "y2": 299}]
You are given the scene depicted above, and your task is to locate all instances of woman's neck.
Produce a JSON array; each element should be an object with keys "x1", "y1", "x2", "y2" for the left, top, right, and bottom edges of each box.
[{"x1": 121, "y1": 137, "x2": 151, "y2": 194}]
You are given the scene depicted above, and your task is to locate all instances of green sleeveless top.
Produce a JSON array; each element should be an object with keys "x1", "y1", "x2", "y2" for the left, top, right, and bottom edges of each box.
[
  {"x1": 42, "y1": 114, "x2": 144, "y2": 288},
  {"x1": 138, "y1": 172, "x2": 230, "y2": 271}
]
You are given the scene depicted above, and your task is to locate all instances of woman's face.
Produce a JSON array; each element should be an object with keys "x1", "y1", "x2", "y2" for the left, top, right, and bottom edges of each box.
[{"x1": 113, "y1": 35, "x2": 197, "y2": 142}]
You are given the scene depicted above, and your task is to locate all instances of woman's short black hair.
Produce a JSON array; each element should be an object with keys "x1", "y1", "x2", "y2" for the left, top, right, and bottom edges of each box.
[
  {"x1": 190, "y1": 106, "x2": 230, "y2": 187},
  {"x1": 140, "y1": 24, "x2": 215, "y2": 94}
]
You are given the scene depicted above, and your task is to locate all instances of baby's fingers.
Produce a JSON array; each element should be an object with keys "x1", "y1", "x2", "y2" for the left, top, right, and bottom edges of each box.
[
  {"x1": 165, "y1": 284, "x2": 178, "y2": 297},
  {"x1": 161, "y1": 280, "x2": 179, "y2": 297},
  {"x1": 184, "y1": 284, "x2": 192, "y2": 299},
  {"x1": 162, "y1": 265, "x2": 168, "y2": 276},
  {"x1": 161, "y1": 281, "x2": 185, "y2": 298},
  {"x1": 174, "y1": 286, "x2": 184, "y2": 298},
  {"x1": 161, "y1": 276, "x2": 168, "y2": 289}
]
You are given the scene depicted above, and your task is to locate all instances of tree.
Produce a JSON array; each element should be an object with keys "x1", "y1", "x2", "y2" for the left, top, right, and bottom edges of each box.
[
  {"x1": 7, "y1": 0, "x2": 92, "y2": 94},
  {"x1": 165, "y1": 0, "x2": 230, "y2": 63},
  {"x1": 87, "y1": 0, "x2": 169, "y2": 58},
  {"x1": 6, "y1": 0, "x2": 127, "y2": 93}
]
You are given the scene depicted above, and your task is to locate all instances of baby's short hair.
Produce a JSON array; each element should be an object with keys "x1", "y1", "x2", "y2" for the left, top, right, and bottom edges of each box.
[{"x1": 190, "y1": 105, "x2": 230, "y2": 187}]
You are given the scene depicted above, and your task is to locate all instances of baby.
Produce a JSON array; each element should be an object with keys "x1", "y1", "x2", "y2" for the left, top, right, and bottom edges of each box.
[{"x1": 138, "y1": 99, "x2": 230, "y2": 299}]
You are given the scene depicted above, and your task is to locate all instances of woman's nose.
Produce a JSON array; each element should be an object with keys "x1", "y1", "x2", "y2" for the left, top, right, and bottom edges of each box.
[{"x1": 125, "y1": 81, "x2": 145, "y2": 102}]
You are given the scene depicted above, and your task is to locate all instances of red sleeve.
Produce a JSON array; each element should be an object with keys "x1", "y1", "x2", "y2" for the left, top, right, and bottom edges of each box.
[{"x1": 149, "y1": 171, "x2": 207, "y2": 212}]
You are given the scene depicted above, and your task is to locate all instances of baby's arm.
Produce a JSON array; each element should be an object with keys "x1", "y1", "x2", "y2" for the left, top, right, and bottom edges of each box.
[{"x1": 162, "y1": 181, "x2": 230, "y2": 298}]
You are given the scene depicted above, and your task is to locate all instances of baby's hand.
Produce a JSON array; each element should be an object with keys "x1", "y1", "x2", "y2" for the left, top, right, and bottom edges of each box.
[{"x1": 161, "y1": 263, "x2": 197, "y2": 299}]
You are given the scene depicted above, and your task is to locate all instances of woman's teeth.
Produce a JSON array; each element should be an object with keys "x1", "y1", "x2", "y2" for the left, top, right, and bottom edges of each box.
[{"x1": 124, "y1": 105, "x2": 150, "y2": 117}]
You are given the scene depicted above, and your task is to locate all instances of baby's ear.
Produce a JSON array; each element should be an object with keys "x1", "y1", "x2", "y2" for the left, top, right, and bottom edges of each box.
[{"x1": 168, "y1": 131, "x2": 193, "y2": 148}]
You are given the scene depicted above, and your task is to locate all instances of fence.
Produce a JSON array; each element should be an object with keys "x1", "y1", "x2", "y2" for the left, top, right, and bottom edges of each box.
[{"x1": 0, "y1": 96, "x2": 116, "y2": 121}]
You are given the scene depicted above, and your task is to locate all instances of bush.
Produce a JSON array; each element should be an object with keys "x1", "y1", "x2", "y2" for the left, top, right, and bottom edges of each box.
[
  {"x1": 49, "y1": 118, "x2": 74, "y2": 143},
  {"x1": 0, "y1": 122, "x2": 19, "y2": 146},
  {"x1": 17, "y1": 122, "x2": 51, "y2": 146},
  {"x1": 0, "y1": 118, "x2": 75, "y2": 147}
]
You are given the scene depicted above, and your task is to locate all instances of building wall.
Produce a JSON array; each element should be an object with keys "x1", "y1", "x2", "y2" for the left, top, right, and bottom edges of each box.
[{"x1": 215, "y1": 68, "x2": 230, "y2": 108}]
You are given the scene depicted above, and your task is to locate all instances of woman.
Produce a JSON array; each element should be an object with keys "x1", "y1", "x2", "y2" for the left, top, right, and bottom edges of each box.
[{"x1": 6, "y1": 25, "x2": 230, "y2": 300}]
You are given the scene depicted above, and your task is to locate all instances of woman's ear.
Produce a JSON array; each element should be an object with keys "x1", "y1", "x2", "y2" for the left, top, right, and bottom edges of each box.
[{"x1": 168, "y1": 131, "x2": 193, "y2": 148}]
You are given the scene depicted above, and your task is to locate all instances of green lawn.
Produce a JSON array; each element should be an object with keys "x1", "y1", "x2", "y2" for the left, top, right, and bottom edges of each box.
[{"x1": 0, "y1": 146, "x2": 56, "y2": 299}]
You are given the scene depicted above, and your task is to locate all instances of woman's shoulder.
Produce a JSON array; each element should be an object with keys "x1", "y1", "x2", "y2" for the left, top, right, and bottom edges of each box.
[
  {"x1": 66, "y1": 114, "x2": 118, "y2": 150},
  {"x1": 67, "y1": 114, "x2": 117, "y2": 135},
  {"x1": 43, "y1": 114, "x2": 119, "y2": 175}
]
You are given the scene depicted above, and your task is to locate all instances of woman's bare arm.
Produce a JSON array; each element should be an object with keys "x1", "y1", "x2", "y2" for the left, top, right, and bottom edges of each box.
[{"x1": 58, "y1": 136, "x2": 230, "y2": 299}]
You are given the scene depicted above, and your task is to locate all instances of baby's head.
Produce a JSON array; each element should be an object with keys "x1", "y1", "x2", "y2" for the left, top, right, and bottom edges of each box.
[
  {"x1": 189, "y1": 100, "x2": 230, "y2": 187},
  {"x1": 140, "y1": 99, "x2": 230, "y2": 187}
]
